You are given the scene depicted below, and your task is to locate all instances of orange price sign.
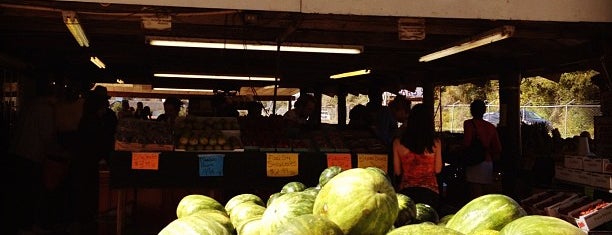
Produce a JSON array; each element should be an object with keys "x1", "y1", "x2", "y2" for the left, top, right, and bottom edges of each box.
[
  {"x1": 326, "y1": 153, "x2": 352, "y2": 170},
  {"x1": 357, "y1": 153, "x2": 388, "y2": 173},
  {"x1": 266, "y1": 153, "x2": 299, "y2": 177},
  {"x1": 131, "y1": 152, "x2": 160, "y2": 170}
]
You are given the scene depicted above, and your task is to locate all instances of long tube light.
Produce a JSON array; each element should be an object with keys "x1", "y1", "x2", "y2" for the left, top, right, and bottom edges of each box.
[
  {"x1": 147, "y1": 37, "x2": 363, "y2": 54},
  {"x1": 330, "y1": 69, "x2": 371, "y2": 79},
  {"x1": 62, "y1": 11, "x2": 89, "y2": 47},
  {"x1": 153, "y1": 88, "x2": 214, "y2": 93},
  {"x1": 90, "y1": 56, "x2": 106, "y2": 69},
  {"x1": 419, "y1": 25, "x2": 515, "y2": 62},
  {"x1": 154, "y1": 73, "x2": 277, "y2": 81}
]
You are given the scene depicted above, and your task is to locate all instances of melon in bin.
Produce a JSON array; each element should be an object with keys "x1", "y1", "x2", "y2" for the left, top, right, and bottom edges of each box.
[
  {"x1": 445, "y1": 194, "x2": 527, "y2": 234},
  {"x1": 313, "y1": 168, "x2": 398, "y2": 234},
  {"x1": 260, "y1": 192, "x2": 316, "y2": 234},
  {"x1": 175, "y1": 194, "x2": 226, "y2": 218}
]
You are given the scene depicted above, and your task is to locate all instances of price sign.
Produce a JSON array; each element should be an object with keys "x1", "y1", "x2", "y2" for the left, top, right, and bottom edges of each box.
[
  {"x1": 357, "y1": 153, "x2": 388, "y2": 173},
  {"x1": 131, "y1": 152, "x2": 160, "y2": 170},
  {"x1": 198, "y1": 154, "x2": 224, "y2": 177},
  {"x1": 266, "y1": 153, "x2": 298, "y2": 177},
  {"x1": 326, "y1": 153, "x2": 352, "y2": 170}
]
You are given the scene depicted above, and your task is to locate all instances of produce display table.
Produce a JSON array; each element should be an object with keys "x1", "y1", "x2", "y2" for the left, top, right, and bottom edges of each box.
[{"x1": 108, "y1": 150, "x2": 391, "y2": 235}]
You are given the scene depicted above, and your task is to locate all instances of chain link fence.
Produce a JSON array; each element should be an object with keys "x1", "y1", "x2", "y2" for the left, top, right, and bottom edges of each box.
[{"x1": 437, "y1": 103, "x2": 601, "y2": 139}]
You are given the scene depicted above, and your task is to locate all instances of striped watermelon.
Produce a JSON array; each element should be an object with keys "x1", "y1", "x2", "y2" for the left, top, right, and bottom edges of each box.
[
  {"x1": 275, "y1": 214, "x2": 343, "y2": 235},
  {"x1": 313, "y1": 168, "x2": 398, "y2": 234},
  {"x1": 499, "y1": 215, "x2": 586, "y2": 235},
  {"x1": 445, "y1": 194, "x2": 527, "y2": 234},
  {"x1": 176, "y1": 194, "x2": 226, "y2": 218},
  {"x1": 260, "y1": 192, "x2": 316, "y2": 234}
]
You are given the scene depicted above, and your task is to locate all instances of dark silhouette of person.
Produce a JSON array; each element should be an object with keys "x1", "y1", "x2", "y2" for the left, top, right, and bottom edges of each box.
[
  {"x1": 348, "y1": 104, "x2": 368, "y2": 130},
  {"x1": 365, "y1": 88, "x2": 397, "y2": 147},
  {"x1": 142, "y1": 105, "x2": 152, "y2": 120},
  {"x1": 133, "y1": 101, "x2": 145, "y2": 119},
  {"x1": 463, "y1": 99, "x2": 502, "y2": 200},
  {"x1": 157, "y1": 97, "x2": 183, "y2": 126},
  {"x1": 246, "y1": 101, "x2": 264, "y2": 118},
  {"x1": 283, "y1": 93, "x2": 317, "y2": 127},
  {"x1": 6, "y1": 78, "x2": 64, "y2": 234},
  {"x1": 66, "y1": 91, "x2": 115, "y2": 234}
]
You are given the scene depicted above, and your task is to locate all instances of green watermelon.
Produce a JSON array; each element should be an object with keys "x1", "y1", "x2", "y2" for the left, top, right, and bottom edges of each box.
[
  {"x1": 395, "y1": 193, "x2": 417, "y2": 227},
  {"x1": 176, "y1": 194, "x2": 226, "y2": 218},
  {"x1": 281, "y1": 181, "x2": 307, "y2": 193},
  {"x1": 236, "y1": 216, "x2": 263, "y2": 235},
  {"x1": 471, "y1": 229, "x2": 500, "y2": 235},
  {"x1": 387, "y1": 223, "x2": 464, "y2": 235},
  {"x1": 313, "y1": 168, "x2": 398, "y2": 235},
  {"x1": 229, "y1": 203, "x2": 266, "y2": 229},
  {"x1": 189, "y1": 209, "x2": 234, "y2": 234},
  {"x1": 499, "y1": 215, "x2": 586, "y2": 235},
  {"x1": 267, "y1": 192, "x2": 284, "y2": 207},
  {"x1": 445, "y1": 194, "x2": 527, "y2": 234},
  {"x1": 415, "y1": 203, "x2": 439, "y2": 224},
  {"x1": 318, "y1": 166, "x2": 342, "y2": 187},
  {"x1": 438, "y1": 214, "x2": 454, "y2": 226},
  {"x1": 302, "y1": 186, "x2": 320, "y2": 197},
  {"x1": 159, "y1": 213, "x2": 231, "y2": 235},
  {"x1": 261, "y1": 192, "x2": 316, "y2": 234},
  {"x1": 275, "y1": 214, "x2": 344, "y2": 235},
  {"x1": 225, "y1": 193, "x2": 265, "y2": 215}
]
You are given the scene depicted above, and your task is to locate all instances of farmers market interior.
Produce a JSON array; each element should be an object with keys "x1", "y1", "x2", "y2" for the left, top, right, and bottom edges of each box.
[{"x1": 1, "y1": 0, "x2": 612, "y2": 234}]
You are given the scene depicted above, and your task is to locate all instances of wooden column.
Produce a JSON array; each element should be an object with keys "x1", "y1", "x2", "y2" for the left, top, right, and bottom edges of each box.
[{"x1": 498, "y1": 64, "x2": 522, "y2": 200}]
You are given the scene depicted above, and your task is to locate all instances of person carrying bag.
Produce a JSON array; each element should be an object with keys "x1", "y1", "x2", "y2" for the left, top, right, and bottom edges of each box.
[{"x1": 462, "y1": 100, "x2": 502, "y2": 200}]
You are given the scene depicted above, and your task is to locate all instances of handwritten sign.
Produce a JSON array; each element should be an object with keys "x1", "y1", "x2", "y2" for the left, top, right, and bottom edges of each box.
[
  {"x1": 131, "y1": 152, "x2": 160, "y2": 170},
  {"x1": 266, "y1": 153, "x2": 298, "y2": 177},
  {"x1": 326, "y1": 153, "x2": 352, "y2": 170},
  {"x1": 357, "y1": 154, "x2": 388, "y2": 173},
  {"x1": 198, "y1": 154, "x2": 224, "y2": 176}
]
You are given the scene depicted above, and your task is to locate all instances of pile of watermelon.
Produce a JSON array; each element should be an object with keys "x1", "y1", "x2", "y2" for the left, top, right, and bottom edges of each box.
[{"x1": 159, "y1": 166, "x2": 586, "y2": 235}]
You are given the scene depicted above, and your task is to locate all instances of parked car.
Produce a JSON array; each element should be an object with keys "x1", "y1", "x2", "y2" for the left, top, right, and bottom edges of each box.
[{"x1": 483, "y1": 109, "x2": 552, "y2": 129}]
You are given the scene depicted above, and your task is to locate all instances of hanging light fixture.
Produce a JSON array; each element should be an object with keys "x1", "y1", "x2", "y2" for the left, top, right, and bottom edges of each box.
[
  {"x1": 419, "y1": 25, "x2": 515, "y2": 62},
  {"x1": 146, "y1": 36, "x2": 363, "y2": 54},
  {"x1": 62, "y1": 11, "x2": 89, "y2": 47}
]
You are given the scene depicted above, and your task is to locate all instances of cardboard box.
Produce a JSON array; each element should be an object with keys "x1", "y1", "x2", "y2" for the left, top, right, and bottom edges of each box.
[
  {"x1": 555, "y1": 165, "x2": 572, "y2": 181},
  {"x1": 564, "y1": 155, "x2": 584, "y2": 170},
  {"x1": 573, "y1": 202, "x2": 612, "y2": 232},
  {"x1": 603, "y1": 159, "x2": 612, "y2": 174},
  {"x1": 588, "y1": 172, "x2": 612, "y2": 190},
  {"x1": 583, "y1": 158, "x2": 604, "y2": 173},
  {"x1": 566, "y1": 169, "x2": 589, "y2": 185}
]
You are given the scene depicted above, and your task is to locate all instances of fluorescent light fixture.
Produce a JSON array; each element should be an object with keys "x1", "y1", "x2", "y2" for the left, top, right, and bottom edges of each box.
[
  {"x1": 147, "y1": 36, "x2": 362, "y2": 54},
  {"x1": 330, "y1": 69, "x2": 371, "y2": 79},
  {"x1": 154, "y1": 73, "x2": 277, "y2": 81},
  {"x1": 62, "y1": 11, "x2": 89, "y2": 47},
  {"x1": 419, "y1": 25, "x2": 515, "y2": 62},
  {"x1": 90, "y1": 56, "x2": 106, "y2": 69},
  {"x1": 153, "y1": 88, "x2": 214, "y2": 93}
]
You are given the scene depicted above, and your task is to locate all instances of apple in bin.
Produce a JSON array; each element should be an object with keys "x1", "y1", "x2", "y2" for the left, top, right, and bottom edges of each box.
[
  {"x1": 179, "y1": 136, "x2": 189, "y2": 145},
  {"x1": 217, "y1": 136, "x2": 226, "y2": 145},
  {"x1": 199, "y1": 136, "x2": 209, "y2": 145},
  {"x1": 189, "y1": 137, "x2": 199, "y2": 145}
]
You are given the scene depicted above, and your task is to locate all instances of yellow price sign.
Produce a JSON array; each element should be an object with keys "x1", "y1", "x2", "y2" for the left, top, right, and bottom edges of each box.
[
  {"x1": 266, "y1": 153, "x2": 299, "y2": 177},
  {"x1": 131, "y1": 152, "x2": 160, "y2": 170},
  {"x1": 357, "y1": 153, "x2": 388, "y2": 173}
]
